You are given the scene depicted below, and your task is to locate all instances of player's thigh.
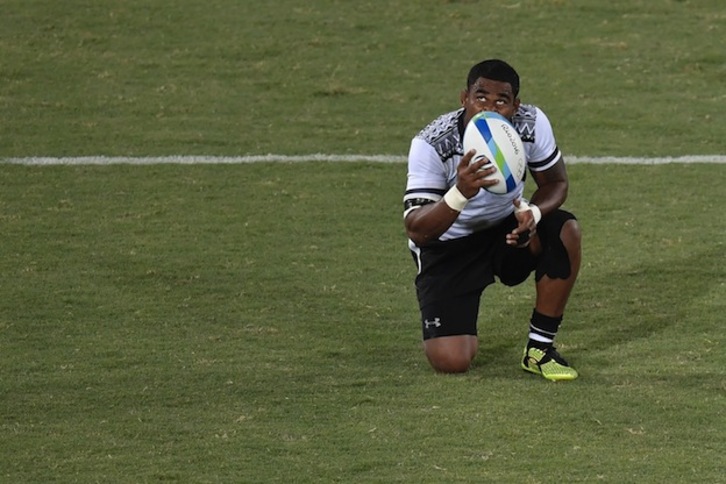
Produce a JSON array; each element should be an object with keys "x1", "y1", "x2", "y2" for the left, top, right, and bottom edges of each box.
[
  {"x1": 419, "y1": 291, "x2": 482, "y2": 340},
  {"x1": 415, "y1": 233, "x2": 496, "y2": 339}
]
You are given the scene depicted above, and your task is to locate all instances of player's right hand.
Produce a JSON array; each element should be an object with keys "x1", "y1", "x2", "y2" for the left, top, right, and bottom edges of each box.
[{"x1": 456, "y1": 149, "x2": 499, "y2": 198}]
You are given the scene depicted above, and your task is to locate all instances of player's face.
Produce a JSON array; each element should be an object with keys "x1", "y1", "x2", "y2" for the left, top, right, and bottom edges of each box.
[{"x1": 460, "y1": 77, "x2": 520, "y2": 125}]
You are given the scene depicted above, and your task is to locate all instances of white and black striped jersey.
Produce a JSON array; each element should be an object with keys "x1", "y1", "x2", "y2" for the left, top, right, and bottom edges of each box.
[{"x1": 404, "y1": 104, "x2": 562, "y2": 244}]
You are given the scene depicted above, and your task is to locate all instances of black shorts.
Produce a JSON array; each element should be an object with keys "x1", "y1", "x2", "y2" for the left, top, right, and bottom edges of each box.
[{"x1": 411, "y1": 210, "x2": 575, "y2": 340}]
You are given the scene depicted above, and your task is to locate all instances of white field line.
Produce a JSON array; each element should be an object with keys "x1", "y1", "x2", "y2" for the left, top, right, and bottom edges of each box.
[{"x1": 1, "y1": 155, "x2": 726, "y2": 165}]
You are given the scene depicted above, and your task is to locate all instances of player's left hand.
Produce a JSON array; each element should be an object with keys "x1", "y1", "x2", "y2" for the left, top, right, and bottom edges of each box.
[{"x1": 506, "y1": 199, "x2": 537, "y2": 247}]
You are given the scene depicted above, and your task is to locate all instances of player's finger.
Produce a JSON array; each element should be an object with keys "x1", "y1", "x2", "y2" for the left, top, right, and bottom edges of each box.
[{"x1": 461, "y1": 149, "x2": 477, "y2": 165}]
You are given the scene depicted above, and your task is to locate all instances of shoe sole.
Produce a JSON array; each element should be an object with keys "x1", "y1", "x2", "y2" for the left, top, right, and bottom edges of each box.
[{"x1": 521, "y1": 362, "x2": 578, "y2": 382}]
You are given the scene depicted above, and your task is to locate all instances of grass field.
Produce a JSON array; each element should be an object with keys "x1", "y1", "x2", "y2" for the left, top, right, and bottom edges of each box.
[
  {"x1": 2, "y1": 0, "x2": 726, "y2": 157},
  {"x1": 1, "y1": 162, "x2": 724, "y2": 482},
  {"x1": 2, "y1": 0, "x2": 725, "y2": 482}
]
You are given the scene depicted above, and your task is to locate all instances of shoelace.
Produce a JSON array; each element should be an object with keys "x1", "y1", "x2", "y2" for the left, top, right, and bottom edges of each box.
[{"x1": 543, "y1": 346, "x2": 570, "y2": 366}]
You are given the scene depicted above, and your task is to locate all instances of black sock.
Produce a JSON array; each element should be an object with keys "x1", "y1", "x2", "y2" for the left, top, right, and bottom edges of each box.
[{"x1": 527, "y1": 309, "x2": 562, "y2": 349}]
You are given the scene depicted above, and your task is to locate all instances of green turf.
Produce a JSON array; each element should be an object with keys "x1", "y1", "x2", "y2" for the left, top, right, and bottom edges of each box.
[
  {"x1": 1, "y1": 0, "x2": 725, "y2": 157},
  {"x1": 1, "y1": 0, "x2": 726, "y2": 482},
  {"x1": 1, "y1": 163, "x2": 724, "y2": 482}
]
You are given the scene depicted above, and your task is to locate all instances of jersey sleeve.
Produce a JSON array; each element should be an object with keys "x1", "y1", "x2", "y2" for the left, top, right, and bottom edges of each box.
[
  {"x1": 403, "y1": 137, "x2": 448, "y2": 218},
  {"x1": 527, "y1": 107, "x2": 562, "y2": 172}
]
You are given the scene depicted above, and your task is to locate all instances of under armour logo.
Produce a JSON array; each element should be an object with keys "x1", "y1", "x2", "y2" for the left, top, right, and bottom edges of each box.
[{"x1": 424, "y1": 318, "x2": 442, "y2": 329}]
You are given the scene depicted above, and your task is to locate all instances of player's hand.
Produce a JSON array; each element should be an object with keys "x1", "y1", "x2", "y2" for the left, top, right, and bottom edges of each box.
[
  {"x1": 455, "y1": 149, "x2": 499, "y2": 198},
  {"x1": 506, "y1": 199, "x2": 537, "y2": 247}
]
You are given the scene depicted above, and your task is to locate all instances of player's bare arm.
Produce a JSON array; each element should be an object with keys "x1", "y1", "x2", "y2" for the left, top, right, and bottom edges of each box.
[
  {"x1": 529, "y1": 159, "x2": 569, "y2": 212},
  {"x1": 405, "y1": 150, "x2": 497, "y2": 247},
  {"x1": 506, "y1": 159, "x2": 570, "y2": 247}
]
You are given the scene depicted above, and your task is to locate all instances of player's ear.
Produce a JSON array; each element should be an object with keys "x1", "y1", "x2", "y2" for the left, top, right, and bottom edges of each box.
[
  {"x1": 513, "y1": 97, "x2": 521, "y2": 110},
  {"x1": 460, "y1": 89, "x2": 468, "y2": 106}
]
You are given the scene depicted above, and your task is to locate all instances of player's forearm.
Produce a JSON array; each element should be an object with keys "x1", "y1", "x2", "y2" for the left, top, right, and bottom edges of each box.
[
  {"x1": 530, "y1": 181, "x2": 568, "y2": 215},
  {"x1": 529, "y1": 159, "x2": 570, "y2": 215}
]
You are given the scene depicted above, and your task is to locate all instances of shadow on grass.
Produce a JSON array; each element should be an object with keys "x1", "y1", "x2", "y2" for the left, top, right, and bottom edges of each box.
[
  {"x1": 574, "y1": 244, "x2": 722, "y2": 353},
  {"x1": 459, "y1": 243, "x2": 723, "y2": 380}
]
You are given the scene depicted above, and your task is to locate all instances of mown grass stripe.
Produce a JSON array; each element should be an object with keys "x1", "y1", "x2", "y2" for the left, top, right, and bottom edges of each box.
[{"x1": 1, "y1": 155, "x2": 726, "y2": 165}]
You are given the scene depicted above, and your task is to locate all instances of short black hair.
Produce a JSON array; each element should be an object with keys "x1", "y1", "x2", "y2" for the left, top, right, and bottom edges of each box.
[{"x1": 466, "y1": 59, "x2": 520, "y2": 97}]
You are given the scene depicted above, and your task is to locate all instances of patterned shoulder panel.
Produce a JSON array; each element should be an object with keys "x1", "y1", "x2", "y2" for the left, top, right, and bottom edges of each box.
[
  {"x1": 415, "y1": 108, "x2": 464, "y2": 163},
  {"x1": 512, "y1": 104, "x2": 537, "y2": 143}
]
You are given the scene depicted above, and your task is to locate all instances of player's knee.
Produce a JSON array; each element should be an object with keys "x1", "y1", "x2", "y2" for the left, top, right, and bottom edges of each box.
[
  {"x1": 423, "y1": 336, "x2": 476, "y2": 373},
  {"x1": 534, "y1": 213, "x2": 581, "y2": 282},
  {"x1": 427, "y1": 352, "x2": 473, "y2": 373},
  {"x1": 430, "y1": 353, "x2": 472, "y2": 373},
  {"x1": 561, "y1": 219, "x2": 582, "y2": 254}
]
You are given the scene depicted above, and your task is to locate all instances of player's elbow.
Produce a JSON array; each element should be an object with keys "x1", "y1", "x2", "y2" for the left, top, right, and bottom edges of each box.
[
  {"x1": 559, "y1": 182, "x2": 569, "y2": 203},
  {"x1": 406, "y1": 227, "x2": 428, "y2": 247},
  {"x1": 405, "y1": 218, "x2": 433, "y2": 247},
  {"x1": 538, "y1": 181, "x2": 569, "y2": 210}
]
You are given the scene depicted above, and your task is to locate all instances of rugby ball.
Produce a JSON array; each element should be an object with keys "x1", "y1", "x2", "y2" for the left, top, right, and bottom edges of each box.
[{"x1": 462, "y1": 111, "x2": 526, "y2": 194}]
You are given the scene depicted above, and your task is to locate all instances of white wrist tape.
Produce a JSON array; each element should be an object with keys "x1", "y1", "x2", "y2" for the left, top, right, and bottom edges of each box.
[
  {"x1": 515, "y1": 200, "x2": 542, "y2": 225},
  {"x1": 443, "y1": 185, "x2": 468, "y2": 212},
  {"x1": 530, "y1": 204, "x2": 542, "y2": 225}
]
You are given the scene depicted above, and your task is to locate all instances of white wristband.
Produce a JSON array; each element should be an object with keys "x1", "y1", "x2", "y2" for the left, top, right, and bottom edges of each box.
[
  {"x1": 515, "y1": 199, "x2": 542, "y2": 225},
  {"x1": 530, "y1": 204, "x2": 542, "y2": 225},
  {"x1": 443, "y1": 186, "x2": 468, "y2": 212}
]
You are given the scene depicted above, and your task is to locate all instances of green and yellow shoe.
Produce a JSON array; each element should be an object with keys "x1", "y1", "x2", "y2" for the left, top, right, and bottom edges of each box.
[{"x1": 521, "y1": 345, "x2": 578, "y2": 381}]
